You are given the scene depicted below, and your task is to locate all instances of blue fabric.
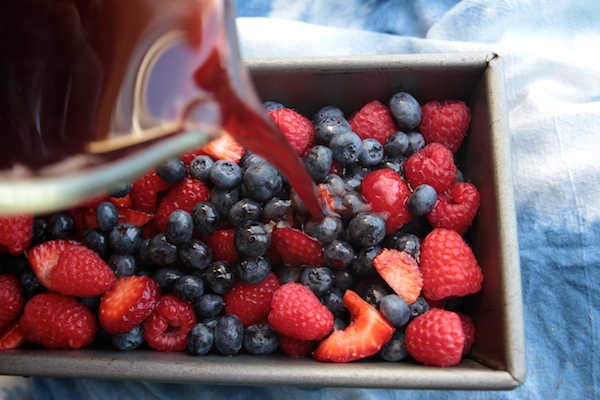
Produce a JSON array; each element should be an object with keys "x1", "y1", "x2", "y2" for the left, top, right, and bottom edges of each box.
[{"x1": 2, "y1": 0, "x2": 599, "y2": 398}]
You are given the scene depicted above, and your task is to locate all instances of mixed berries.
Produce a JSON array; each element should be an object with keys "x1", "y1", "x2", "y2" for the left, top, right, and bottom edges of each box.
[{"x1": 0, "y1": 92, "x2": 482, "y2": 367}]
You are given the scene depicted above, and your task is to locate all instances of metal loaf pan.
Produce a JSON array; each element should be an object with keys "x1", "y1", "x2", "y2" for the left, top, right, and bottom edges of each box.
[{"x1": 0, "y1": 53, "x2": 525, "y2": 390}]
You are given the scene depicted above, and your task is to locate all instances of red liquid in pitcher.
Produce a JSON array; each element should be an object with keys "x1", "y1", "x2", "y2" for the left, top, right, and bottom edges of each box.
[{"x1": 0, "y1": 0, "x2": 327, "y2": 219}]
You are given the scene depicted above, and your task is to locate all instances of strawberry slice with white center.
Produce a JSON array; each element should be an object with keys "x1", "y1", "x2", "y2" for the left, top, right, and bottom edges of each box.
[
  {"x1": 313, "y1": 290, "x2": 394, "y2": 363},
  {"x1": 372, "y1": 248, "x2": 423, "y2": 304},
  {"x1": 271, "y1": 227, "x2": 325, "y2": 267},
  {"x1": 99, "y1": 275, "x2": 161, "y2": 335}
]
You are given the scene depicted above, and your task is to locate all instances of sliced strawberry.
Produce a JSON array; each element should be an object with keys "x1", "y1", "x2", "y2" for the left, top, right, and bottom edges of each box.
[
  {"x1": 109, "y1": 194, "x2": 133, "y2": 208},
  {"x1": 271, "y1": 227, "x2": 325, "y2": 267},
  {"x1": 372, "y1": 248, "x2": 423, "y2": 305},
  {"x1": 201, "y1": 132, "x2": 245, "y2": 163},
  {"x1": 27, "y1": 239, "x2": 76, "y2": 289},
  {"x1": 313, "y1": 290, "x2": 394, "y2": 362},
  {"x1": 118, "y1": 207, "x2": 154, "y2": 227},
  {"x1": 201, "y1": 228, "x2": 239, "y2": 266},
  {"x1": 27, "y1": 240, "x2": 115, "y2": 297},
  {"x1": 0, "y1": 321, "x2": 26, "y2": 351},
  {"x1": 99, "y1": 275, "x2": 161, "y2": 334}
]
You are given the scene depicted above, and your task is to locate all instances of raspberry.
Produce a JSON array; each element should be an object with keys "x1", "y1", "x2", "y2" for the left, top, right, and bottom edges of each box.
[
  {"x1": 143, "y1": 294, "x2": 197, "y2": 352},
  {"x1": 278, "y1": 334, "x2": 316, "y2": 357},
  {"x1": 19, "y1": 292, "x2": 98, "y2": 349},
  {"x1": 0, "y1": 321, "x2": 26, "y2": 350},
  {"x1": 222, "y1": 272, "x2": 281, "y2": 327},
  {"x1": 419, "y1": 100, "x2": 471, "y2": 153},
  {"x1": 154, "y1": 177, "x2": 211, "y2": 232},
  {"x1": 426, "y1": 182, "x2": 480, "y2": 234},
  {"x1": 404, "y1": 142, "x2": 457, "y2": 194},
  {"x1": 0, "y1": 214, "x2": 33, "y2": 255},
  {"x1": 458, "y1": 312, "x2": 475, "y2": 354},
  {"x1": 201, "y1": 228, "x2": 239, "y2": 266},
  {"x1": 0, "y1": 274, "x2": 24, "y2": 332},
  {"x1": 268, "y1": 282, "x2": 334, "y2": 341},
  {"x1": 405, "y1": 308, "x2": 465, "y2": 367},
  {"x1": 130, "y1": 169, "x2": 172, "y2": 213},
  {"x1": 348, "y1": 100, "x2": 397, "y2": 145},
  {"x1": 268, "y1": 108, "x2": 315, "y2": 156},
  {"x1": 419, "y1": 228, "x2": 483, "y2": 301},
  {"x1": 360, "y1": 168, "x2": 412, "y2": 234}
]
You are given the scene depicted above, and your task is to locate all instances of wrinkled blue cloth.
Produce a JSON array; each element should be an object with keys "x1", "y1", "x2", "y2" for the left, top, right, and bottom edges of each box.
[{"x1": 2, "y1": 0, "x2": 599, "y2": 399}]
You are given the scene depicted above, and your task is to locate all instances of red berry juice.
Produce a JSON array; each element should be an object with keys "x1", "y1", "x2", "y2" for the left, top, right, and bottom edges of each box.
[{"x1": 0, "y1": 0, "x2": 327, "y2": 219}]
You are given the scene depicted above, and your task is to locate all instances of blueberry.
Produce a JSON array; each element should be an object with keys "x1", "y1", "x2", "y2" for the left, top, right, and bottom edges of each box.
[
  {"x1": 313, "y1": 106, "x2": 345, "y2": 123},
  {"x1": 348, "y1": 212, "x2": 386, "y2": 247},
  {"x1": 174, "y1": 274, "x2": 205, "y2": 303},
  {"x1": 82, "y1": 228, "x2": 108, "y2": 258},
  {"x1": 323, "y1": 239, "x2": 355, "y2": 270},
  {"x1": 276, "y1": 265, "x2": 302, "y2": 284},
  {"x1": 138, "y1": 238, "x2": 154, "y2": 267},
  {"x1": 263, "y1": 100, "x2": 285, "y2": 111},
  {"x1": 209, "y1": 159, "x2": 242, "y2": 189},
  {"x1": 304, "y1": 145, "x2": 333, "y2": 182},
  {"x1": 210, "y1": 187, "x2": 240, "y2": 220},
  {"x1": 107, "y1": 182, "x2": 132, "y2": 198},
  {"x1": 384, "y1": 131, "x2": 410, "y2": 158},
  {"x1": 31, "y1": 218, "x2": 49, "y2": 246},
  {"x1": 109, "y1": 223, "x2": 143, "y2": 255},
  {"x1": 358, "y1": 280, "x2": 392, "y2": 308},
  {"x1": 153, "y1": 266, "x2": 185, "y2": 292},
  {"x1": 214, "y1": 314, "x2": 244, "y2": 355},
  {"x1": 234, "y1": 221, "x2": 271, "y2": 257},
  {"x1": 243, "y1": 162, "x2": 283, "y2": 202},
  {"x1": 166, "y1": 209, "x2": 194, "y2": 245},
  {"x1": 80, "y1": 296, "x2": 101, "y2": 314},
  {"x1": 148, "y1": 233, "x2": 178, "y2": 266},
  {"x1": 333, "y1": 269, "x2": 354, "y2": 291},
  {"x1": 379, "y1": 156, "x2": 406, "y2": 176},
  {"x1": 187, "y1": 322, "x2": 215, "y2": 356},
  {"x1": 320, "y1": 286, "x2": 348, "y2": 318},
  {"x1": 314, "y1": 116, "x2": 351, "y2": 145},
  {"x1": 239, "y1": 152, "x2": 267, "y2": 172},
  {"x1": 334, "y1": 317, "x2": 347, "y2": 331},
  {"x1": 262, "y1": 198, "x2": 292, "y2": 221},
  {"x1": 228, "y1": 198, "x2": 263, "y2": 227},
  {"x1": 319, "y1": 174, "x2": 342, "y2": 195},
  {"x1": 378, "y1": 331, "x2": 408, "y2": 362},
  {"x1": 20, "y1": 270, "x2": 45, "y2": 300},
  {"x1": 203, "y1": 261, "x2": 236, "y2": 294},
  {"x1": 389, "y1": 92, "x2": 422, "y2": 131},
  {"x1": 407, "y1": 184, "x2": 437, "y2": 216},
  {"x1": 193, "y1": 293, "x2": 224, "y2": 318},
  {"x1": 350, "y1": 245, "x2": 381, "y2": 279},
  {"x1": 179, "y1": 239, "x2": 212, "y2": 271},
  {"x1": 189, "y1": 155, "x2": 214, "y2": 182},
  {"x1": 392, "y1": 233, "x2": 421, "y2": 260},
  {"x1": 48, "y1": 212, "x2": 75, "y2": 239},
  {"x1": 108, "y1": 254, "x2": 136, "y2": 277},
  {"x1": 329, "y1": 129, "x2": 363, "y2": 165},
  {"x1": 456, "y1": 169, "x2": 465, "y2": 183},
  {"x1": 235, "y1": 256, "x2": 271, "y2": 284},
  {"x1": 379, "y1": 294, "x2": 411, "y2": 328},
  {"x1": 359, "y1": 138, "x2": 384, "y2": 166},
  {"x1": 243, "y1": 324, "x2": 279, "y2": 355},
  {"x1": 300, "y1": 266, "x2": 334, "y2": 297},
  {"x1": 304, "y1": 216, "x2": 343, "y2": 245},
  {"x1": 406, "y1": 131, "x2": 426, "y2": 155},
  {"x1": 156, "y1": 157, "x2": 187, "y2": 184},
  {"x1": 340, "y1": 192, "x2": 370, "y2": 217},
  {"x1": 192, "y1": 202, "x2": 221, "y2": 235},
  {"x1": 409, "y1": 296, "x2": 430, "y2": 319},
  {"x1": 111, "y1": 325, "x2": 144, "y2": 351},
  {"x1": 96, "y1": 201, "x2": 119, "y2": 232}
]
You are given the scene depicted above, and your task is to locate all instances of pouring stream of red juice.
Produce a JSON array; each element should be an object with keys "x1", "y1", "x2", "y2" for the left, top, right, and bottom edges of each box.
[{"x1": 0, "y1": 0, "x2": 328, "y2": 220}]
